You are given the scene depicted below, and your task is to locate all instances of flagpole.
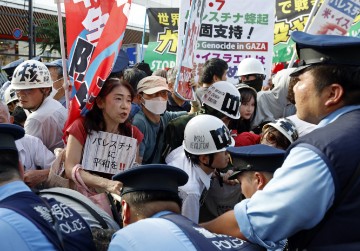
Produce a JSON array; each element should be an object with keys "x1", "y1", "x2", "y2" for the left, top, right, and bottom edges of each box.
[
  {"x1": 288, "y1": 0, "x2": 322, "y2": 68},
  {"x1": 140, "y1": 7, "x2": 148, "y2": 62},
  {"x1": 55, "y1": 0, "x2": 70, "y2": 109}
]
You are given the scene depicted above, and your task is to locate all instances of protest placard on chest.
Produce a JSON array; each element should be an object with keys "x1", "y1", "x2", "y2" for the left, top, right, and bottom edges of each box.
[{"x1": 81, "y1": 131, "x2": 137, "y2": 175}]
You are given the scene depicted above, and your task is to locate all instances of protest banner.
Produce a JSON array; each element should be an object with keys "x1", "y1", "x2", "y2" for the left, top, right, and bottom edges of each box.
[
  {"x1": 64, "y1": 0, "x2": 132, "y2": 132},
  {"x1": 175, "y1": 0, "x2": 205, "y2": 100},
  {"x1": 143, "y1": 8, "x2": 179, "y2": 71},
  {"x1": 81, "y1": 131, "x2": 137, "y2": 174},
  {"x1": 177, "y1": 0, "x2": 275, "y2": 84}
]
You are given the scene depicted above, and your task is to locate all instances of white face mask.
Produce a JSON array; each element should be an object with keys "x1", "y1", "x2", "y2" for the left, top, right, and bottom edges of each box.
[
  {"x1": 142, "y1": 96, "x2": 167, "y2": 114},
  {"x1": 49, "y1": 78, "x2": 64, "y2": 98}
]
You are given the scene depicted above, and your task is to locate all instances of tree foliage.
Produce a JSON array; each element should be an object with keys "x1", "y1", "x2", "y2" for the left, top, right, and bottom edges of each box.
[{"x1": 36, "y1": 18, "x2": 67, "y2": 56}]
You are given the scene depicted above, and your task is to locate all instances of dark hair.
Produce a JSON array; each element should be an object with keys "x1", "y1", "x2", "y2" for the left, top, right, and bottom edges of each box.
[
  {"x1": 229, "y1": 88, "x2": 257, "y2": 133},
  {"x1": 0, "y1": 150, "x2": 20, "y2": 182},
  {"x1": 133, "y1": 62, "x2": 153, "y2": 76},
  {"x1": 305, "y1": 65, "x2": 360, "y2": 105},
  {"x1": 200, "y1": 58, "x2": 228, "y2": 84},
  {"x1": 287, "y1": 77, "x2": 297, "y2": 104},
  {"x1": 122, "y1": 190, "x2": 182, "y2": 217},
  {"x1": 123, "y1": 68, "x2": 147, "y2": 92},
  {"x1": 261, "y1": 126, "x2": 291, "y2": 150},
  {"x1": 84, "y1": 78, "x2": 134, "y2": 136}
]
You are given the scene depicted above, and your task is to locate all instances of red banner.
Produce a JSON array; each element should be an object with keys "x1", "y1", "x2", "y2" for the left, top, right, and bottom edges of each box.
[{"x1": 64, "y1": 0, "x2": 132, "y2": 135}]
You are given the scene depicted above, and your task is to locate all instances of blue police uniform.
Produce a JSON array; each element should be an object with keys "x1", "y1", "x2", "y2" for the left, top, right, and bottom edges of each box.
[
  {"x1": 233, "y1": 31, "x2": 360, "y2": 250},
  {"x1": 0, "y1": 181, "x2": 56, "y2": 251},
  {"x1": 110, "y1": 164, "x2": 265, "y2": 251}
]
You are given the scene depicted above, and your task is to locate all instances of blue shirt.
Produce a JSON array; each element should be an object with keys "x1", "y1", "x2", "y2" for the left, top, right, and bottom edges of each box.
[
  {"x1": 0, "y1": 181, "x2": 56, "y2": 251},
  {"x1": 234, "y1": 105, "x2": 360, "y2": 250},
  {"x1": 108, "y1": 211, "x2": 196, "y2": 251},
  {"x1": 133, "y1": 109, "x2": 187, "y2": 164}
]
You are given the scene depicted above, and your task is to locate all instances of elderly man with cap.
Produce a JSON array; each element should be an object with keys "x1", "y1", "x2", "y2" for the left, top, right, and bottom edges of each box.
[
  {"x1": 201, "y1": 31, "x2": 360, "y2": 250},
  {"x1": 108, "y1": 164, "x2": 264, "y2": 251},
  {"x1": 227, "y1": 145, "x2": 285, "y2": 199},
  {"x1": 133, "y1": 76, "x2": 194, "y2": 164},
  {"x1": 44, "y1": 59, "x2": 67, "y2": 107},
  {"x1": 10, "y1": 60, "x2": 68, "y2": 152},
  {"x1": 0, "y1": 124, "x2": 96, "y2": 251}
]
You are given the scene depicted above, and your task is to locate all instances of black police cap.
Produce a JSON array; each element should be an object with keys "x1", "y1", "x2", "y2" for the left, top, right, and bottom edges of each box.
[
  {"x1": 227, "y1": 144, "x2": 285, "y2": 180},
  {"x1": 0, "y1": 123, "x2": 25, "y2": 152},
  {"x1": 291, "y1": 31, "x2": 360, "y2": 76},
  {"x1": 113, "y1": 164, "x2": 189, "y2": 196}
]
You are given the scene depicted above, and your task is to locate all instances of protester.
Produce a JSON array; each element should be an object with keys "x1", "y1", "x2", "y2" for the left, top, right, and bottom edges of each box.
[
  {"x1": 227, "y1": 144, "x2": 285, "y2": 199},
  {"x1": 123, "y1": 67, "x2": 147, "y2": 119},
  {"x1": 0, "y1": 102, "x2": 55, "y2": 188},
  {"x1": 166, "y1": 67, "x2": 191, "y2": 112},
  {"x1": 201, "y1": 31, "x2": 360, "y2": 250},
  {"x1": 195, "y1": 58, "x2": 228, "y2": 102},
  {"x1": 251, "y1": 68, "x2": 297, "y2": 133},
  {"x1": 163, "y1": 81, "x2": 241, "y2": 158},
  {"x1": 0, "y1": 123, "x2": 96, "y2": 251},
  {"x1": 166, "y1": 114, "x2": 234, "y2": 223},
  {"x1": 132, "y1": 76, "x2": 189, "y2": 164},
  {"x1": 3, "y1": 87, "x2": 18, "y2": 114},
  {"x1": 236, "y1": 58, "x2": 266, "y2": 92},
  {"x1": 229, "y1": 84, "x2": 257, "y2": 135},
  {"x1": 64, "y1": 78, "x2": 143, "y2": 198},
  {"x1": 108, "y1": 164, "x2": 264, "y2": 251},
  {"x1": 45, "y1": 59, "x2": 67, "y2": 106},
  {"x1": 10, "y1": 60, "x2": 68, "y2": 152}
]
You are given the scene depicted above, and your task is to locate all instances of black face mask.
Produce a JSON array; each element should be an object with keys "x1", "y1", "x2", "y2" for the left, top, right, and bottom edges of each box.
[{"x1": 242, "y1": 78, "x2": 263, "y2": 92}]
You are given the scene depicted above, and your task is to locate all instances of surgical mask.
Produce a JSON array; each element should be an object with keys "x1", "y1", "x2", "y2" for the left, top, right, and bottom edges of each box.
[
  {"x1": 49, "y1": 78, "x2": 64, "y2": 98},
  {"x1": 142, "y1": 96, "x2": 167, "y2": 114}
]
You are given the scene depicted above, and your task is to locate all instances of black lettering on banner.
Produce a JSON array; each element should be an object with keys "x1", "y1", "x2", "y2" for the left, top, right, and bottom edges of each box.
[
  {"x1": 68, "y1": 37, "x2": 95, "y2": 82},
  {"x1": 74, "y1": 82, "x2": 88, "y2": 110},
  {"x1": 210, "y1": 125, "x2": 231, "y2": 150},
  {"x1": 221, "y1": 93, "x2": 240, "y2": 117}
]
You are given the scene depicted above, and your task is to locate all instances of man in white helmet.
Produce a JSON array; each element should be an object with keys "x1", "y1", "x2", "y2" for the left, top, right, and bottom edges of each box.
[
  {"x1": 237, "y1": 58, "x2": 266, "y2": 92},
  {"x1": 10, "y1": 60, "x2": 68, "y2": 152},
  {"x1": 166, "y1": 114, "x2": 234, "y2": 223}
]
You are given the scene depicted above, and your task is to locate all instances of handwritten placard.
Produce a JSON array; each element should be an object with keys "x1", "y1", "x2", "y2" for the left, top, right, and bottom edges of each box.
[{"x1": 82, "y1": 131, "x2": 137, "y2": 175}]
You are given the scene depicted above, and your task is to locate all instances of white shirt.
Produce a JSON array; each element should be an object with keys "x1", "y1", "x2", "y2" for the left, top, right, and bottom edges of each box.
[
  {"x1": 166, "y1": 146, "x2": 212, "y2": 223},
  {"x1": 24, "y1": 97, "x2": 67, "y2": 152},
  {"x1": 15, "y1": 134, "x2": 55, "y2": 171}
]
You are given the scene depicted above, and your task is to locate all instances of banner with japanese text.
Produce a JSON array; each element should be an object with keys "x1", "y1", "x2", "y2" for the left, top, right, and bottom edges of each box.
[
  {"x1": 143, "y1": 8, "x2": 179, "y2": 71},
  {"x1": 64, "y1": 0, "x2": 132, "y2": 133},
  {"x1": 307, "y1": 0, "x2": 360, "y2": 34},
  {"x1": 273, "y1": 0, "x2": 320, "y2": 63},
  {"x1": 175, "y1": 0, "x2": 205, "y2": 100},
  {"x1": 177, "y1": 0, "x2": 275, "y2": 84},
  {"x1": 82, "y1": 131, "x2": 137, "y2": 175}
]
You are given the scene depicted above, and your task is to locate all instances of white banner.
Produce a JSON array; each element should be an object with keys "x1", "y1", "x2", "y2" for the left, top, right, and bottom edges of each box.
[
  {"x1": 307, "y1": 0, "x2": 360, "y2": 35},
  {"x1": 82, "y1": 131, "x2": 137, "y2": 175},
  {"x1": 177, "y1": 0, "x2": 275, "y2": 84}
]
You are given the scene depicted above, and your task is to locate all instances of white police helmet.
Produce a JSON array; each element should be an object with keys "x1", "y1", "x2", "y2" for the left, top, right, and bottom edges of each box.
[
  {"x1": 183, "y1": 114, "x2": 235, "y2": 155},
  {"x1": 236, "y1": 58, "x2": 265, "y2": 77},
  {"x1": 263, "y1": 118, "x2": 299, "y2": 143},
  {"x1": 10, "y1": 60, "x2": 52, "y2": 90},
  {"x1": 202, "y1": 81, "x2": 241, "y2": 119}
]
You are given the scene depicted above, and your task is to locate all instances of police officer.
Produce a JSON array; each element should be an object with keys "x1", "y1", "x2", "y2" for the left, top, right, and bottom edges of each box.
[
  {"x1": 227, "y1": 144, "x2": 285, "y2": 199},
  {"x1": 201, "y1": 31, "x2": 360, "y2": 250},
  {"x1": 0, "y1": 124, "x2": 96, "y2": 251},
  {"x1": 108, "y1": 164, "x2": 264, "y2": 251}
]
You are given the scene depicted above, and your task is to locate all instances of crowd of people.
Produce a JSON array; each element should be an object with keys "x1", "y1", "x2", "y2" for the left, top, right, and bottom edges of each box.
[{"x1": 0, "y1": 30, "x2": 360, "y2": 251}]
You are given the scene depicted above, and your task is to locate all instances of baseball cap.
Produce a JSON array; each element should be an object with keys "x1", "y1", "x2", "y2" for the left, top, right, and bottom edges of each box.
[{"x1": 137, "y1": 76, "x2": 169, "y2": 95}]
